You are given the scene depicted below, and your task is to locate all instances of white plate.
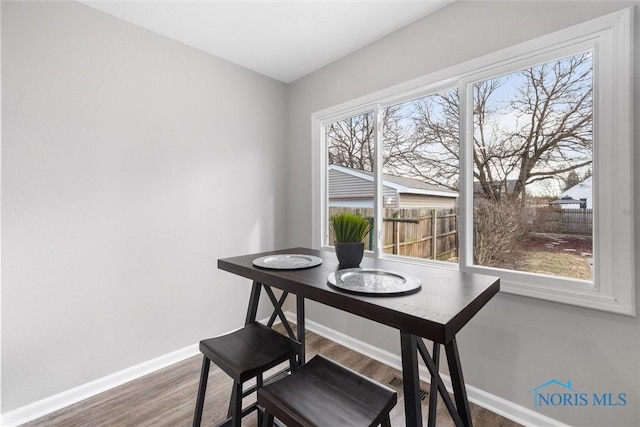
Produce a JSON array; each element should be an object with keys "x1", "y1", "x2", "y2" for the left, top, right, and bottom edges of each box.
[
  {"x1": 252, "y1": 254, "x2": 323, "y2": 270},
  {"x1": 328, "y1": 268, "x2": 421, "y2": 296}
]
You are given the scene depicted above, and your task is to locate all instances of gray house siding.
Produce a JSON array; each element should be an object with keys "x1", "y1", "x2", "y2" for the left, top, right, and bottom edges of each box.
[
  {"x1": 399, "y1": 194, "x2": 456, "y2": 209},
  {"x1": 328, "y1": 169, "x2": 397, "y2": 207}
]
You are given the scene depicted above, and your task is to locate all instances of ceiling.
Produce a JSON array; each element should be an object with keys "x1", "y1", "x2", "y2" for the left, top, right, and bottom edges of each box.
[{"x1": 80, "y1": 1, "x2": 454, "y2": 83}]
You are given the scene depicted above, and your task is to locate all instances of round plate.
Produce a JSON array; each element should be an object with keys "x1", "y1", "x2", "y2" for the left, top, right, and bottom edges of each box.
[
  {"x1": 328, "y1": 268, "x2": 422, "y2": 296},
  {"x1": 252, "y1": 254, "x2": 323, "y2": 270}
]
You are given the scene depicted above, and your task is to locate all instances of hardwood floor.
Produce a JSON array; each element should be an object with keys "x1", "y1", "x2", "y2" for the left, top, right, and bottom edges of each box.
[{"x1": 22, "y1": 326, "x2": 521, "y2": 427}]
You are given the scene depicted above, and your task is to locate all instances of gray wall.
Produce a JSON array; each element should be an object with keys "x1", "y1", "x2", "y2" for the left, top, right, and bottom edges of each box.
[
  {"x1": 2, "y1": 1, "x2": 286, "y2": 412},
  {"x1": 3, "y1": 1, "x2": 639, "y2": 425},
  {"x1": 285, "y1": 2, "x2": 640, "y2": 426}
]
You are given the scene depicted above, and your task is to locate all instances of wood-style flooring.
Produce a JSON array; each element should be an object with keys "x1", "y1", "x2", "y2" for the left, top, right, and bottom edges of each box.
[{"x1": 21, "y1": 325, "x2": 521, "y2": 427}]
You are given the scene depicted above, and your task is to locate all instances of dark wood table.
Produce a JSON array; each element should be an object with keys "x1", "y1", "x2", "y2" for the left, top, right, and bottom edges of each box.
[{"x1": 218, "y1": 247, "x2": 500, "y2": 427}]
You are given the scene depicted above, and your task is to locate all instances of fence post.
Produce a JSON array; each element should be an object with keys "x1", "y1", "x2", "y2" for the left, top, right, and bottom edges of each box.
[
  {"x1": 431, "y1": 209, "x2": 437, "y2": 260},
  {"x1": 394, "y1": 221, "x2": 400, "y2": 255},
  {"x1": 455, "y1": 209, "x2": 459, "y2": 259}
]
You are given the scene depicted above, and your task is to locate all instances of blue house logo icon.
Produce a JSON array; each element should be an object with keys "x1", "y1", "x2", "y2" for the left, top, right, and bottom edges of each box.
[{"x1": 529, "y1": 379, "x2": 580, "y2": 409}]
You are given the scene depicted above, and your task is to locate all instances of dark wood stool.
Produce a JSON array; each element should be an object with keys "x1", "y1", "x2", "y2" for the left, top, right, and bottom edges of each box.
[
  {"x1": 258, "y1": 355, "x2": 397, "y2": 427},
  {"x1": 193, "y1": 322, "x2": 300, "y2": 427}
]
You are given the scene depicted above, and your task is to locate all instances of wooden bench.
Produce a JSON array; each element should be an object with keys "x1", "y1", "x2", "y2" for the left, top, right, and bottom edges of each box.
[
  {"x1": 258, "y1": 354, "x2": 397, "y2": 427},
  {"x1": 193, "y1": 322, "x2": 300, "y2": 427}
]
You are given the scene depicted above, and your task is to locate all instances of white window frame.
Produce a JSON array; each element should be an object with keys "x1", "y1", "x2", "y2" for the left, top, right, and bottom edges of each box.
[{"x1": 311, "y1": 8, "x2": 634, "y2": 316}]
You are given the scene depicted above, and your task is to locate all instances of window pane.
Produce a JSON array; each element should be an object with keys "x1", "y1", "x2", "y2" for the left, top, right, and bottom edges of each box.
[
  {"x1": 472, "y1": 52, "x2": 593, "y2": 281},
  {"x1": 382, "y1": 89, "x2": 459, "y2": 262},
  {"x1": 326, "y1": 112, "x2": 374, "y2": 248}
]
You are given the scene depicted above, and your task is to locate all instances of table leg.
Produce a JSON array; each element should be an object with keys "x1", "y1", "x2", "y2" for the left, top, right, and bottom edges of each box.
[
  {"x1": 427, "y1": 342, "x2": 440, "y2": 427},
  {"x1": 266, "y1": 291, "x2": 289, "y2": 327},
  {"x1": 264, "y1": 286, "x2": 296, "y2": 339},
  {"x1": 417, "y1": 339, "x2": 463, "y2": 427},
  {"x1": 244, "y1": 281, "x2": 262, "y2": 325},
  {"x1": 445, "y1": 337, "x2": 473, "y2": 427},
  {"x1": 247, "y1": 282, "x2": 305, "y2": 367},
  {"x1": 296, "y1": 295, "x2": 306, "y2": 365},
  {"x1": 400, "y1": 332, "x2": 423, "y2": 427}
]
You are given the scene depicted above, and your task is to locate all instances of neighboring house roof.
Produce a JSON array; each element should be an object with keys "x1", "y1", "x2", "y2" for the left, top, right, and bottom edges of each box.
[
  {"x1": 551, "y1": 176, "x2": 592, "y2": 208},
  {"x1": 473, "y1": 179, "x2": 518, "y2": 196},
  {"x1": 329, "y1": 164, "x2": 458, "y2": 198},
  {"x1": 550, "y1": 196, "x2": 585, "y2": 205}
]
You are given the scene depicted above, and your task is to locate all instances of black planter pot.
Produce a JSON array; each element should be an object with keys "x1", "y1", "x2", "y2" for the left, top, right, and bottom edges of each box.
[{"x1": 334, "y1": 242, "x2": 364, "y2": 268}]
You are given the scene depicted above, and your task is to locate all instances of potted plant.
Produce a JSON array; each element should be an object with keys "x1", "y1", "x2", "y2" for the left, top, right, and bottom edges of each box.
[{"x1": 329, "y1": 212, "x2": 371, "y2": 267}]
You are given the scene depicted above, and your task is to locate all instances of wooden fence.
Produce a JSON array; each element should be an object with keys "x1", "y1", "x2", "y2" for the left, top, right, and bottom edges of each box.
[
  {"x1": 529, "y1": 206, "x2": 592, "y2": 235},
  {"x1": 328, "y1": 207, "x2": 458, "y2": 261}
]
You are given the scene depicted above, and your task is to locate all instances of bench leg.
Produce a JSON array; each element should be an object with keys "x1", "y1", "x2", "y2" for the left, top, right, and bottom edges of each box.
[
  {"x1": 193, "y1": 356, "x2": 210, "y2": 427},
  {"x1": 261, "y1": 411, "x2": 274, "y2": 427},
  {"x1": 226, "y1": 383, "x2": 237, "y2": 418},
  {"x1": 231, "y1": 382, "x2": 243, "y2": 427}
]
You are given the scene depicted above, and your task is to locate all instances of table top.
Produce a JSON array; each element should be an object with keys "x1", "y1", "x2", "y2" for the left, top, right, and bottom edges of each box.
[{"x1": 218, "y1": 247, "x2": 500, "y2": 344}]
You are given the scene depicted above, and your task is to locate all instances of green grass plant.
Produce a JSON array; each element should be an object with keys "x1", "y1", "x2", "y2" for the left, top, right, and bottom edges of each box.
[{"x1": 329, "y1": 213, "x2": 371, "y2": 243}]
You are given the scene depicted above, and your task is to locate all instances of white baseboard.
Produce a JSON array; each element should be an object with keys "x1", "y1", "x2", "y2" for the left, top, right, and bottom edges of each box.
[
  {"x1": 2, "y1": 313, "x2": 567, "y2": 427},
  {"x1": 0, "y1": 318, "x2": 279, "y2": 427},
  {"x1": 1, "y1": 344, "x2": 199, "y2": 427},
  {"x1": 284, "y1": 311, "x2": 569, "y2": 427}
]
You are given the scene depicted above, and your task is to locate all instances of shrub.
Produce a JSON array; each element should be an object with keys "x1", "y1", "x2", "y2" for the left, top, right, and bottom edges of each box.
[{"x1": 474, "y1": 198, "x2": 528, "y2": 265}]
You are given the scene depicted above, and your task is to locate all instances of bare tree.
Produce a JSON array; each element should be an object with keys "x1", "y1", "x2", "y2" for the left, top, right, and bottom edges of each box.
[
  {"x1": 384, "y1": 89, "x2": 461, "y2": 191},
  {"x1": 411, "y1": 52, "x2": 593, "y2": 201},
  {"x1": 326, "y1": 52, "x2": 593, "y2": 204},
  {"x1": 506, "y1": 52, "x2": 593, "y2": 201},
  {"x1": 326, "y1": 113, "x2": 375, "y2": 171},
  {"x1": 326, "y1": 107, "x2": 410, "y2": 173}
]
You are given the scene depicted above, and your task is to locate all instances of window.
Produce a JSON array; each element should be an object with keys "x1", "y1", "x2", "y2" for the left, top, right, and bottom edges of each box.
[
  {"x1": 325, "y1": 112, "x2": 375, "y2": 248},
  {"x1": 382, "y1": 90, "x2": 460, "y2": 263},
  {"x1": 470, "y1": 52, "x2": 593, "y2": 282},
  {"x1": 312, "y1": 8, "x2": 634, "y2": 315}
]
